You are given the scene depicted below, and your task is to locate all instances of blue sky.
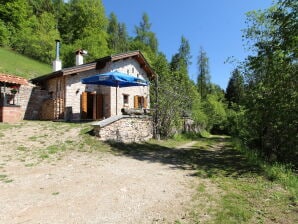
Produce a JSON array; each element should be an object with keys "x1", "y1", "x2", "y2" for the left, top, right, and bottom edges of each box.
[{"x1": 102, "y1": 0, "x2": 273, "y2": 89}]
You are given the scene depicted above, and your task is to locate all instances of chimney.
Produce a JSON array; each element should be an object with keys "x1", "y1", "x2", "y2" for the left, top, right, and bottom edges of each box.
[
  {"x1": 76, "y1": 49, "x2": 87, "y2": 66},
  {"x1": 52, "y1": 40, "x2": 62, "y2": 71}
]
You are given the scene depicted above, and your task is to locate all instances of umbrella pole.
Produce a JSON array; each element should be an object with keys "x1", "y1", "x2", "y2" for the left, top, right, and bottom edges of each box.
[{"x1": 116, "y1": 86, "x2": 118, "y2": 115}]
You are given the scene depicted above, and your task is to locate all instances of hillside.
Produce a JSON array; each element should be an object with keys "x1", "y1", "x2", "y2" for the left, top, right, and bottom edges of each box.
[{"x1": 0, "y1": 48, "x2": 51, "y2": 79}]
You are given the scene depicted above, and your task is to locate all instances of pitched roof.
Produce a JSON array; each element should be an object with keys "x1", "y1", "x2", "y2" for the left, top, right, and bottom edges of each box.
[
  {"x1": 31, "y1": 50, "x2": 156, "y2": 84},
  {"x1": 0, "y1": 73, "x2": 29, "y2": 85}
]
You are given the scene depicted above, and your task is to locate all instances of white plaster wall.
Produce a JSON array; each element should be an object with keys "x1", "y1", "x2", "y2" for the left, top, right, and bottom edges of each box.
[
  {"x1": 65, "y1": 69, "x2": 97, "y2": 119},
  {"x1": 106, "y1": 58, "x2": 151, "y2": 116}
]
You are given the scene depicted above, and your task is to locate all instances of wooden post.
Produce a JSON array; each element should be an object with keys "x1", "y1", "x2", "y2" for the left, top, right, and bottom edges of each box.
[{"x1": 154, "y1": 74, "x2": 160, "y2": 140}]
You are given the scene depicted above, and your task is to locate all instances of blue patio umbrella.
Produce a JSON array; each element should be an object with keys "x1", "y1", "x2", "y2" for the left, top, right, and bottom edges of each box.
[{"x1": 81, "y1": 71, "x2": 149, "y2": 114}]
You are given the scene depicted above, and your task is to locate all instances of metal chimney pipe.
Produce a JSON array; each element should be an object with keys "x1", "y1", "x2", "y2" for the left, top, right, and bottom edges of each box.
[
  {"x1": 53, "y1": 39, "x2": 62, "y2": 71},
  {"x1": 55, "y1": 39, "x2": 60, "y2": 60}
]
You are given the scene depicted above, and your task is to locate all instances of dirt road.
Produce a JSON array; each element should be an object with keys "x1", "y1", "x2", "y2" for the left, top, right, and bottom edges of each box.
[{"x1": 0, "y1": 122, "x2": 197, "y2": 223}]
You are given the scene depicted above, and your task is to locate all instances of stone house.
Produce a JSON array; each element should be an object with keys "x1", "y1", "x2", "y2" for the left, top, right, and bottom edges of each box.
[
  {"x1": 0, "y1": 73, "x2": 33, "y2": 123},
  {"x1": 31, "y1": 50, "x2": 156, "y2": 121}
]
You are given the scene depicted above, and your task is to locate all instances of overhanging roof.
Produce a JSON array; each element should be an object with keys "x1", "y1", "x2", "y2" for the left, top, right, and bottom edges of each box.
[
  {"x1": 31, "y1": 51, "x2": 156, "y2": 84},
  {"x1": 0, "y1": 73, "x2": 29, "y2": 85}
]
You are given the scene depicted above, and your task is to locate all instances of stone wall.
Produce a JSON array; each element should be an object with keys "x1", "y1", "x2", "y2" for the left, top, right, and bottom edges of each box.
[
  {"x1": 0, "y1": 84, "x2": 38, "y2": 122},
  {"x1": 24, "y1": 87, "x2": 51, "y2": 120},
  {"x1": 92, "y1": 115, "x2": 153, "y2": 143}
]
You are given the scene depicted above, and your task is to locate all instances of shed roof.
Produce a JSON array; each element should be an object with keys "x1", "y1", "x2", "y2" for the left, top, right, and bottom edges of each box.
[
  {"x1": 0, "y1": 73, "x2": 29, "y2": 85},
  {"x1": 31, "y1": 50, "x2": 156, "y2": 84}
]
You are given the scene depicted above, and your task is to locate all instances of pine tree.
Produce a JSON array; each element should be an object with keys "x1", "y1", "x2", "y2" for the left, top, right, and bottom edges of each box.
[
  {"x1": 225, "y1": 68, "x2": 244, "y2": 106},
  {"x1": 197, "y1": 47, "x2": 210, "y2": 99},
  {"x1": 135, "y1": 13, "x2": 158, "y2": 53}
]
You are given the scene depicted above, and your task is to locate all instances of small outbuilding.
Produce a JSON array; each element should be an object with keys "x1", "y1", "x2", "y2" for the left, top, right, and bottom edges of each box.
[{"x1": 0, "y1": 73, "x2": 32, "y2": 123}]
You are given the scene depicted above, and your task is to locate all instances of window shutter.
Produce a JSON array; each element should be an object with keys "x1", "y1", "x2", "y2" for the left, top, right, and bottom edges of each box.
[
  {"x1": 81, "y1": 92, "x2": 87, "y2": 119},
  {"x1": 134, "y1": 95, "x2": 139, "y2": 109},
  {"x1": 144, "y1": 97, "x2": 148, "y2": 108}
]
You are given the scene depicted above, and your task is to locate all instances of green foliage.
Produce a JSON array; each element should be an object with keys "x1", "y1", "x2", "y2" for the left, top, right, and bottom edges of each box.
[
  {"x1": 0, "y1": 19, "x2": 10, "y2": 46},
  {"x1": 134, "y1": 13, "x2": 158, "y2": 53},
  {"x1": 170, "y1": 36, "x2": 191, "y2": 75},
  {"x1": 191, "y1": 98, "x2": 208, "y2": 129},
  {"x1": 107, "y1": 13, "x2": 129, "y2": 53},
  {"x1": 204, "y1": 94, "x2": 227, "y2": 133},
  {"x1": 225, "y1": 104, "x2": 247, "y2": 138},
  {"x1": 242, "y1": 0, "x2": 298, "y2": 163},
  {"x1": 197, "y1": 47, "x2": 211, "y2": 99},
  {"x1": 225, "y1": 68, "x2": 245, "y2": 106},
  {"x1": 232, "y1": 138, "x2": 298, "y2": 202}
]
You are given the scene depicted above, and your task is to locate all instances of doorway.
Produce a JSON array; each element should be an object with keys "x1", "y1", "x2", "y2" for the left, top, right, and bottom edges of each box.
[{"x1": 81, "y1": 92, "x2": 104, "y2": 120}]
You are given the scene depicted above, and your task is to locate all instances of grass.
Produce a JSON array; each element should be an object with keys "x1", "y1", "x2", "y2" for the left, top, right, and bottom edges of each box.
[
  {"x1": 0, "y1": 174, "x2": 13, "y2": 183},
  {"x1": 0, "y1": 47, "x2": 51, "y2": 79},
  {"x1": 183, "y1": 136, "x2": 298, "y2": 224},
  {"x1": 232, "y1": 138, "x2": 298, "y2": 202}
]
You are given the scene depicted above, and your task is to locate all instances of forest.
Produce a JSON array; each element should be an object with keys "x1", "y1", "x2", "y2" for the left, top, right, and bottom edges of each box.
[{"x1": 0, "y1": 0, "x2": 297, "y2": 166}]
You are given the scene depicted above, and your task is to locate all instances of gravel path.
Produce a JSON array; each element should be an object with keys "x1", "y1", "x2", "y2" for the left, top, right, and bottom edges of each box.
[{"x1": 0, "y1": 122, "x2": 197, "y2": 223}]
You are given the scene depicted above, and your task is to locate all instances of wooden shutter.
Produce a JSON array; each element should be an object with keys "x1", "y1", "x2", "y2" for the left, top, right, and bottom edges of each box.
[
  {"x1": 144, "y1": 97, "x2": 148, "y2": 109},
  {"x1": 81, "y1": 92, "x2": 88, "y2": 119},
  {"x1": 134, "y1": 95, "x2": 139, "y2": 109}
]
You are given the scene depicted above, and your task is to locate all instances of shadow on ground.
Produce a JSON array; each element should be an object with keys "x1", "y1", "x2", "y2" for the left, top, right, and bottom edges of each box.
[{"x1": 106, "y1": 137, "x2": 263, "y2": 178}]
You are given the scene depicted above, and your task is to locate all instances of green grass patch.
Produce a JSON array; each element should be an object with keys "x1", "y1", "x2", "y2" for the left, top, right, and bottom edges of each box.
[
  {"x1": 179, "y1": 136, "x2": 298, "y2": 224},
  {"x1": 0, "y1": 47, "x2": 51, "y2": 79},
  {"x1": 79, "y1": 126, "x2": 111, "y2": 152},
  {"x1": 232, "y1": 138, "x2": 298, "y2": 202},
  {"x1": 0, "y1": 174, "x2": 13, "y2": 183},
  {"x1": 39, "y1": 153, "x2": 49, "y2": 159},
  {"x1": 16, "y1": 145, "x2": 27, "y2": 151}
]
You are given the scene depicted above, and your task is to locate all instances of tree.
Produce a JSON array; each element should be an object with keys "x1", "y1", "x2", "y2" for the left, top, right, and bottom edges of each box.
[
  {"x1": 225, "y1": 68, "x2": 244, "y2": 106},
  {"x1": 58, "y1": 0, "x2": 109, "y2": 65},
  {"x1": 150, "y1": 39, "x2": 198, "y2": 138},
  {"x1": 107, "y1": 13, "x2": 128, "y2": 53},
  {"x1": 0, "y1": 0, "x2": 32, "y2": 46},
  {"x1": 60, "y1": 0, "x2": 107, "y2": 45},
  {"x1": 0, "y1": 19, "x2": 10, "y2": 46},
  {"x1": 197, "y1": 47, "x2": 211, "y2": 99},
  {"x1": 242, "y1": 0, "x2": 298, "y2": 163},
  {"x1": 118, "y1": 23, "x2": 129, "y2": 52},
  {"x1": 135, "y1": 13, "x2": 158, "y2": 53}
]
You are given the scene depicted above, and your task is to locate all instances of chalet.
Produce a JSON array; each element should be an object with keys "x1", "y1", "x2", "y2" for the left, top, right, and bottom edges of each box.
[{"x1": 31, "y1": 50, "x2": 156, "y2": 121}]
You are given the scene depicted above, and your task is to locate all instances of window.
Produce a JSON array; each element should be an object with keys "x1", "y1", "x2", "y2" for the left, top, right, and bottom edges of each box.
[
  {"x1": 134, "y1": 96, "x2": 147, "y2": 109},
  {"x1": 132, "y1": 67, "x2": 134, "y2": 73},
  {"x1": 123, "y1": 94, "x2": 129, "y2": 105},
  {"x1": 0, "y1": 85, "x2": 20, "y2": 106}
]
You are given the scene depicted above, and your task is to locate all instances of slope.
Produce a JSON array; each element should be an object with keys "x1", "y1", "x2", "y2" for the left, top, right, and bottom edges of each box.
[{"x1": 0, "y1": 48, "x2": 51, "y2": 79}]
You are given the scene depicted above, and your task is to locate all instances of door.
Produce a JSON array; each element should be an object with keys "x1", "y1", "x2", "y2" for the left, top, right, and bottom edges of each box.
[{"x1": 81, "y1": 92, "x2": 104, "y2": 120}]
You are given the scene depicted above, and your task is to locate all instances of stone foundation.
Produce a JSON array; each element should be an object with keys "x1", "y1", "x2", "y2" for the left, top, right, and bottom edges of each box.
[{"x1": 92, "y1": 115, "x2": 153, "y2": 143}]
